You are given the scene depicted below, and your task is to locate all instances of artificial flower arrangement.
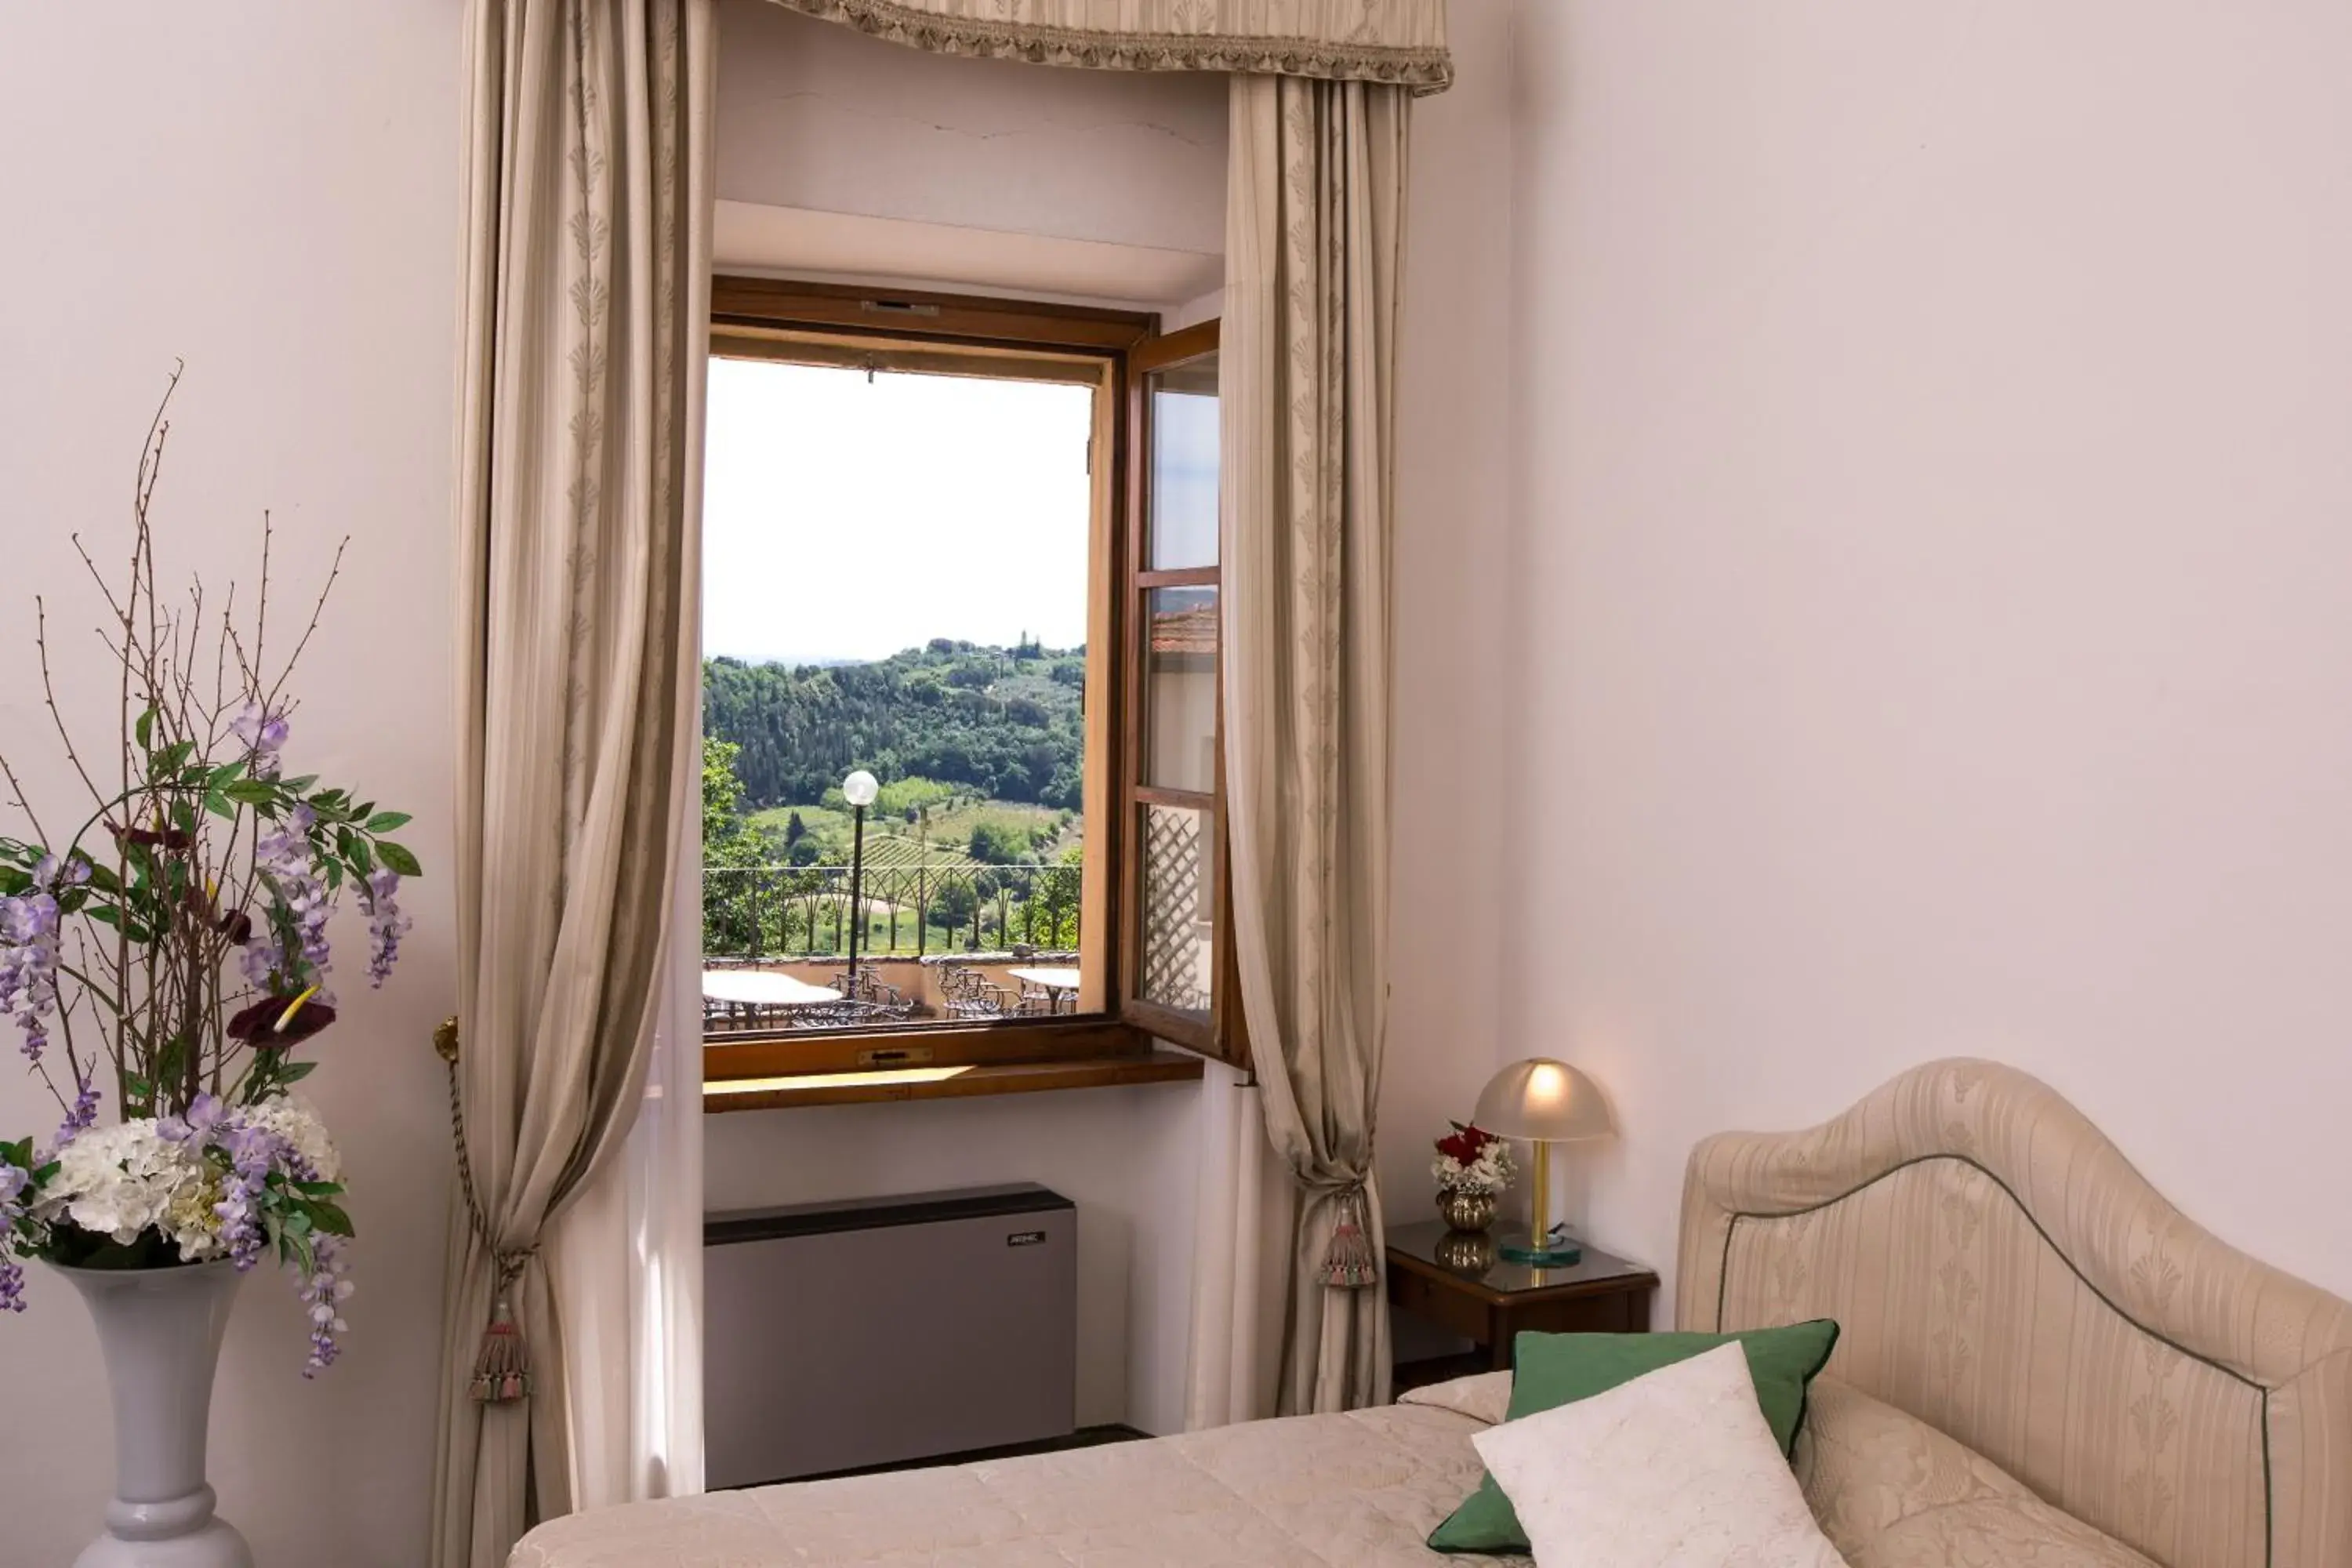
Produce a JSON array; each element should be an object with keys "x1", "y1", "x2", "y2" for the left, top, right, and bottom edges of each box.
[
  {"x1": 1432, "y1": 1121, "x2": 1515, "y2": 1196},
  {"x1": 0, "y1": 376, "x2": 416, "y2": 1375}
]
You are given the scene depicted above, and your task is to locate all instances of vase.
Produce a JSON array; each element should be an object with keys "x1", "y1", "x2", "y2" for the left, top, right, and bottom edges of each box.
[
  {"x1": 1436, "y1": 1186, "x2": 1498, "y2": 1233},
  {"x1": 1433, "y1": 1226, "x2": 1498, "y2": 1277},
  {"x1": 56, "y1": 1259, "x2": 254, "y2": 1568}
]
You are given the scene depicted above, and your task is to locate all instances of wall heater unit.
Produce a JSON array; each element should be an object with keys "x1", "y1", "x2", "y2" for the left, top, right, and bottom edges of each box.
[{"x1": 704, "y1": 1183, "x2": 1077, "y2": 1490}]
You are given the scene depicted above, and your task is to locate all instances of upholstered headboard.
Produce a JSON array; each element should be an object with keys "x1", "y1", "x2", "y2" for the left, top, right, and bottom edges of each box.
[{"x1": 1676, "y1": 1059, "x2": 2352, "y2": 1568}]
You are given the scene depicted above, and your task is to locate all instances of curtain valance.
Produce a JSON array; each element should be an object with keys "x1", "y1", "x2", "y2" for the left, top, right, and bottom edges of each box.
[{"x1": 764, "y1": 0, "x2": 1451, "y2": 93}]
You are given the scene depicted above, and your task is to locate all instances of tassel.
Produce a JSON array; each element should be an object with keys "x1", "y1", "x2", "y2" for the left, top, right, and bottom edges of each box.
[
  {"x1": 1321, "y1": 1188, "x2": 1379, "y2": 1290},
  {"x1": 469, "y1": 1289, "x2": 533, "y2": 1404}
]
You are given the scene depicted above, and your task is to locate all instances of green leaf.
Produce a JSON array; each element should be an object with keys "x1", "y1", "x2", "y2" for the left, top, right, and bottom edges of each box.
[
  {"x1": 280, "y1": 774, "x2": 318, "y2": 794},
  {"x1": 221, "y1": 779, "x2": 277, "y2": 807},
  {"x1": 277, "y1": 1060, "x2": 318, "y2": 1084},
  {"x1": 376, "y1": 841, "x2": 423, "y2": 878},
  {"x1": 293, "y1": 1178, "x2": 344, "y2": 1197},
  {"x1": 306, "y1": 1200, "x2": 355, "y2": 1240},
  {"x1": 207, "y1": 760, "x2": 248, "y2": 786},
  {"x1": 150, "y1": 739, "x2": 196, "y2": 779},
  {"x1": 365, "y1": 811, "x2": 412, "y2": 834},
  {"x1": 135, "y1": 707, "x2": 156, "y2": 750}
]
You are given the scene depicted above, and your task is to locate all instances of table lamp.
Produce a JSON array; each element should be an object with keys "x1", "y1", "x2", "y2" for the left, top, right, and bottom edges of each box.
[{"x1": 1474, "y1": 1057, "x2": 1616, "y2": 1266}]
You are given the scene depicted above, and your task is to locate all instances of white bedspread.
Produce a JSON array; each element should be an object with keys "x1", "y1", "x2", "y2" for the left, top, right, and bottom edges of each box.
[{"x1": 510, "y1": 1395, "x2": 1519, "y2": 1568}]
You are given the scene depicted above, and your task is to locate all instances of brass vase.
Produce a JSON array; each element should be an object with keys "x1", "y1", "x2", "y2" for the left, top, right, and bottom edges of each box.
[
  {"x1": 1433, "y1": 1226, "x2": 1498, "y2": 1277},
  {"x1": 1436, "y1": 1186, "x2": 1498, "y2": 1233}
]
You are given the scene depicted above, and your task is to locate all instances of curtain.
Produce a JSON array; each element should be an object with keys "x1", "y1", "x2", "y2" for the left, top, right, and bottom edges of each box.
[
  {"x1": 543, "y1": 826, "x2": 708, "y2": 1508},
  {"x1": 433, "y1": 2, "x2": 716, "y2": 1565},
  {"x1": 1217, "y1": 73, "x2": 1406, "y2": 1416},
  {"x1": 762, "y1": 0, "x2": 1452, "y2": 92},
  {"x1": 1181, "y1": 1062, "x2": 1270, "y2": 1429}
]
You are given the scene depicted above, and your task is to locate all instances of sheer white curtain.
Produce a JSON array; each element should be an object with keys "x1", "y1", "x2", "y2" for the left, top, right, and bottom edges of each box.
[
  {"x1": 1183, "y1": 1063, "x2": 1280, "y2": 1428},
  {"x1": 546, "y1": 814, "x2": 707, "y2": 1507}
]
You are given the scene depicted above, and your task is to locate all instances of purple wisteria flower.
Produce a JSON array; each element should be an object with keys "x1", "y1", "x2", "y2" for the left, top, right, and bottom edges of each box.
[
  {"x1": 53, "y1": 1071, "x2": 100, "y2": 1149},
  {"x1": 0, "y1": 1160, "x2": 27, "y2": 1314},
  {"x1": 358, "y1": 868, "x2": 411, "y2": 989},
  {"x1": 300, "y1": 1234, "x2": 353, "y2": 1377},
  {"x1": 247, "y1": 804, "x2": 336, "y2": 1000},
  {"x1": 211, "y1": 1119, "x2": 296, "y2": 1272},
  {"x1": 157, "y1": 1091, "x2": 225, "y2": 1147},
  {"x1": 230, "y1": 700, "x2": 291, "y2": 781},
  {"x1": 0, "y1": 858, "x2": 71, "y2": 1063}
]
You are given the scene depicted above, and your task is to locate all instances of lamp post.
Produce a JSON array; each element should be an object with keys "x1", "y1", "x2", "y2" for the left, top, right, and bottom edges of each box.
[{"x1": 842, "y1": 769, "x2": 879, "y2": 997}]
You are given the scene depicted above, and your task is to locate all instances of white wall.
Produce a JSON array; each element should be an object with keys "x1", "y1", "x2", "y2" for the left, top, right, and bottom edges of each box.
[
  {"x1": 1379, "y1": 0, "x2": 1520, "y2": 1218},
  {"x1": 1502, "y1": 0, "x2": 2352, "y2": 1308},
  {"x1": 0, "y1": 5, "x2": 466, "y2": 1563}
]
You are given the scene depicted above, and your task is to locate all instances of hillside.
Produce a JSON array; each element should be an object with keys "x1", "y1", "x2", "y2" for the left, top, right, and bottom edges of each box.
[{"x1": 704, "y1": 638, "x2": 1084, "y2": 810}]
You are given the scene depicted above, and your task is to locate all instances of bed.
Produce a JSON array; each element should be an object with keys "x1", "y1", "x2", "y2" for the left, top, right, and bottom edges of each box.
[{"x1": 512, "y1": 1060, "x2": 2352, "y2": 1566}]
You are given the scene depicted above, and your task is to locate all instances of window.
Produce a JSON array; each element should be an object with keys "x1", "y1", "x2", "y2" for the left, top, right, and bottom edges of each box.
[
  {"x1": 698, "y1": 280, "x2": 1240, "y2": 1091},
  {"x1": 1121, "y1": 325, "x2": 1244, "y2": 1066}
]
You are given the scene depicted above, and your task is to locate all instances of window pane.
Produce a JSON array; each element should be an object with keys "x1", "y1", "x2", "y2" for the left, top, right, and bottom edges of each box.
[
  {"x1": 1144, "y1": 586, "x2": 1218, "y2": 793},
  {"x1": 1138, "y1": 802, "x2": 1214, "y2": 1016},
  {"x1": 699, "y1": 355, "x2": 1098, "y2": 1034},
  {"x1": 1147, "y1": 353, "x2": 1218, "y2": 570}
]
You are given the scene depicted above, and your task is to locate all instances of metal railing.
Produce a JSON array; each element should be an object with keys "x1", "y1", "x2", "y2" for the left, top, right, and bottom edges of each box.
[{"x1": 702, "y1": 862, "x2": 1081, "y2": 961}]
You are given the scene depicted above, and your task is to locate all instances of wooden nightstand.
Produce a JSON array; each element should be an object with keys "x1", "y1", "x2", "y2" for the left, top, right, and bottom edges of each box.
[{"x1": 1386, "y1": 1219, "x2": 1659, "y2": 1392}]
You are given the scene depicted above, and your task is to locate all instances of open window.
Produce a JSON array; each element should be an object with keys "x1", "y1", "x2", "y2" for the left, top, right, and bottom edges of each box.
[
  {"x1": 1120, "y1": 322, "x2": 1245, "y2": 1069},
  {"x1": 696, "y1": 281, "x2": 1241, "y2": 1105}
]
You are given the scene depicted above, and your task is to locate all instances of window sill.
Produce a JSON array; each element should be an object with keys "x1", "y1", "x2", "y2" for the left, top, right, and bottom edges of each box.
[{"x1": 700, "y1": 1047, "x2": 1205, "y2": 1112}]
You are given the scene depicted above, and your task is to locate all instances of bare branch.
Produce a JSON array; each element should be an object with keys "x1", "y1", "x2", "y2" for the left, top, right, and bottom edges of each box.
[{"x1": 34, "y1": 597, "x2": 106, "y2": 811}]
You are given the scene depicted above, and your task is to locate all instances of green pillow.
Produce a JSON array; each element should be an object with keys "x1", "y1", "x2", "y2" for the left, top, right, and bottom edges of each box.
[{"x1": 1428, "y1": 1320, "x2": 1841, "y2": 1555}]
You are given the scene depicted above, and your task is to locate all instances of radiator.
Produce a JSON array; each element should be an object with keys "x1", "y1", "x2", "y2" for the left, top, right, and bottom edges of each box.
[{"x1": 703, "y1": 1183, "x2": 1078, "y2": 1490}]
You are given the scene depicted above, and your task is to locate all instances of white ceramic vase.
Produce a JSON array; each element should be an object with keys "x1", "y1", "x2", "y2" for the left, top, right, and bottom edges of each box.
[{"x1": 56, "y1": 1259, "x2": 255, "y2": 1568}]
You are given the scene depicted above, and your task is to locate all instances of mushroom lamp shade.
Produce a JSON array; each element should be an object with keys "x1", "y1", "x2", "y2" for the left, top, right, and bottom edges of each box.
[
  {"x1": 842, "y1": 769, "x2": 880, "y2": 808},
  {"x1": 1473, "y1": 1058, "x2": 1615, "y2": 1144},
  {"x1": 1474, "y1": 1058, "x2": 1615, "y2": 1266}
]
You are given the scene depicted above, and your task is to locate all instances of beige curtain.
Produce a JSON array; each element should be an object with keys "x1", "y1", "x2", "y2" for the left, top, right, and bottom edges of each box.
[
  {"x1": 1218, "y1": 73, "x2": 1406, "y2": 1416},
  {"x1": 763, "y1": 0, "x2": 1452, "y2": 91},
  {"x1": 433, "y1": 2, "x2": 715, "y2": 1566}
]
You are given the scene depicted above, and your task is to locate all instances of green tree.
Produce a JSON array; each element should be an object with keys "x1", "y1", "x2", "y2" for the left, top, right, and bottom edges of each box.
[{"x1": 967, "y1": 821, "x2": 1030, "y2": 865}]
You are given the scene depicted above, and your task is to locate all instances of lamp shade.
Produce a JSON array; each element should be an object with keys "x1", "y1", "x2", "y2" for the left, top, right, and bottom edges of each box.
[
  {"x1": 1473, "y1": 1058, "x2": 1615, "y2": 1144},
  {"x1": 842, "y1": 769, "x2": 880, "y2": 808}
]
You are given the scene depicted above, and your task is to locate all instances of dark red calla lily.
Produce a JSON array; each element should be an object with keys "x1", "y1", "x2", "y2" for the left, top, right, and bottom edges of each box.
[{"x1": 227, "y1": 992, "x2": 338, "y2": 1045}]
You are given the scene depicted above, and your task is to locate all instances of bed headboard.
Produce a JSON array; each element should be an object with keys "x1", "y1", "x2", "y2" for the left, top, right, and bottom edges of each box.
[{"x1": 1676, "y1": 1058, "x2": 2352, "y2": 1568}]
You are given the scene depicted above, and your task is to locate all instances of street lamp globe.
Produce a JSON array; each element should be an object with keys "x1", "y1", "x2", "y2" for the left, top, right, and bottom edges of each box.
[{"x1": 842, "y1": 770, "x2": 880, "y2": 808}]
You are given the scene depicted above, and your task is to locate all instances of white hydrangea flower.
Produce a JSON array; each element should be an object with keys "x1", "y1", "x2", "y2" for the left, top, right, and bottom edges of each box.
[
  {"x1": 240, "y1": 1094, "x2": 342, "y2": 1183},
  {"x1": 33, "y1": 1120, "x2": 209, "y2": 1247}
]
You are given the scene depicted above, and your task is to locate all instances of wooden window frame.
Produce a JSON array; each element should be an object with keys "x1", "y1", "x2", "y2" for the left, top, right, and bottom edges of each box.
[
  {"x1": 1119, "y1": 321, "x2": 1247, "y2": 1069},
  {"x1": 700, "y1": 278, "x2": 1240, "y2": 1096}
]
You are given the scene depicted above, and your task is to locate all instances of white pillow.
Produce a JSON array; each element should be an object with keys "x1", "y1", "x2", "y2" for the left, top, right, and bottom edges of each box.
[{"x1": 1469, "y1": 1341, "x2": 1849, "y2": 1568}]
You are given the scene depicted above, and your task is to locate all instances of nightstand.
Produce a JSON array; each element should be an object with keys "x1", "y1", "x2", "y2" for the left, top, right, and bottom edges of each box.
[{"x1": 1386, "y1": 1219, "x2": 1659, "y2": 1392}]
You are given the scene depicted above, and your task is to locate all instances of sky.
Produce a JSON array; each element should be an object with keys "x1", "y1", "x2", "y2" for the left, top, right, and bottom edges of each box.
[{"x1": 702, "y1": 357, "x2": 1095, "y2": 666}]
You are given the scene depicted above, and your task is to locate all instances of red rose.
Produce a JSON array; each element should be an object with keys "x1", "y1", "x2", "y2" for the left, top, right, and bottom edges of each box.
[{"x1": 1435, "y1": 1122, "x2": 1497, "y2": 1163}]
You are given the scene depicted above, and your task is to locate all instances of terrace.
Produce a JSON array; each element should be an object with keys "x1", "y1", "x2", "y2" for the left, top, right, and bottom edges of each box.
[{"x1": 702, "y1": 860, "x2": 1083, "y2": 1032}]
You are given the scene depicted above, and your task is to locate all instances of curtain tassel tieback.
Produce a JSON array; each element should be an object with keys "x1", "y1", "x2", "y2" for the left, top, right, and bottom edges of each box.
[
  {"x1": 439, "y1": 1016, "x2": 539, "y2": 1405},
  {"x1": 469, "y1": 1254, "x2": 536, "y2": 1405},
  {"x1": 1320, "y1": 1183, "x2": 1379, "y2": 1290}
]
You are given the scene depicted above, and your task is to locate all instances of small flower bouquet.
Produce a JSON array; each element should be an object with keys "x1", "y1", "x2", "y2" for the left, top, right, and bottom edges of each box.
[
  {"x1": 1432, "y1": 1121, "x2": 1514, "y2": 1196},
  {"x1": 0, "y1": 378, "x2": 416, "y2": 1375}
]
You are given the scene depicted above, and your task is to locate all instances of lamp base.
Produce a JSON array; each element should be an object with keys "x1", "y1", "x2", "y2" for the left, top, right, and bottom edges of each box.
[{"x1": 1497, "y1": 1226, "x2": 1583, "y2": 1268}]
